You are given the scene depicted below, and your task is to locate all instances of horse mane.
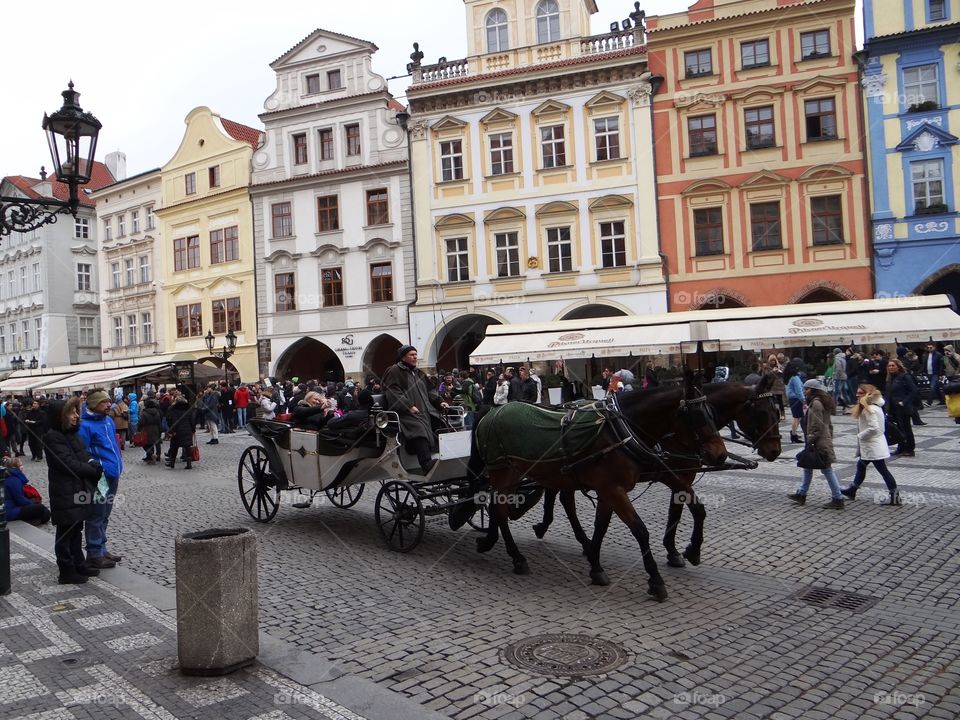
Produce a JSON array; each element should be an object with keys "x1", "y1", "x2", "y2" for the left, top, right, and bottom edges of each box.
[{"x1": 615, "y1": 384, "x2": 681, "y2": 414}]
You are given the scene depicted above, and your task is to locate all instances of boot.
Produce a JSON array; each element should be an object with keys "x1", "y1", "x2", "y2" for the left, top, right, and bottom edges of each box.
[
  {"x1": 58, "y1": 569, "x2": 88, "y2": 585},
  {"x1": 790, "y1": 433, "x2": 803, "y2": 444},
  {"x1": 75, "y1": 565, "x2": 100, "y2": 577},
  {"x1": 165, "y1": 458, "x2": 175, "y2": 468},
  {"x1": 840, "y1": 486, "x2": 857, "y2": 500},
  {"x1": 822, "y1": 498, "x2": 845, "y2": 509},
  {"x1": 787, "y1": 493, "x2": 806, "y2": 505},
  {"x1": 185, "y1": 460, "x2": 193, "y2": 470},
  {"x1": 881, "y1": 490, "x2": 902, "y2": 506}
]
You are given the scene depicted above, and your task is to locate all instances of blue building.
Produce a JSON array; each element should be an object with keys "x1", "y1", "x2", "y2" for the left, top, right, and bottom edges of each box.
[{"x1": 860, "y1": 1, "x2": 960, "y2": 304}]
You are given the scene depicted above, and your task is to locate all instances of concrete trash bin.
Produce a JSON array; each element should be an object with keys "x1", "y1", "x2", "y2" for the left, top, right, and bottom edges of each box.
[{"x1": 175, "y1": 527, "x2": 258, "y2": 675}]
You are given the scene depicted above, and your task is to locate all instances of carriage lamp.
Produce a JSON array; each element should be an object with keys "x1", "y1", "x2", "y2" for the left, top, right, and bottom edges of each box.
[
  {"x1": 0, "y1": 82, "x2": 102, "y2": 237},
  {"x1": 375, "y1": 412, "x2": 400, "y2": 435}
]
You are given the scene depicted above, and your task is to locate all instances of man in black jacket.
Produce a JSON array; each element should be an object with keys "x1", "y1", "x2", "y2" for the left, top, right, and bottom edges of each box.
[
  {"x1": 922, "y1": 342, "x2": 945, "y2": 405},
  {"x1": 509, "y1": 366, "x2": 538, "y2": 404}
]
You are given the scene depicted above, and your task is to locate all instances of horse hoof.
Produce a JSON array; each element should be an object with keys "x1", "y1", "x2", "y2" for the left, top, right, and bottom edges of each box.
[
  {"x1": 590, "y1": 570, "x2": 610, "y2": 586},
  {"x1": 533, "y1": 523, "x2": 547, "y2": 539},
  {"x1": 666, "y1": 553, "x2": 686, "y2": 568},
  {"x1": 476, "y1": 537, "x2": 496, "y2": 554},
  {"x1": 647, "y1": 583, "x2": 668, "y2": 602},
  {"x1": 683, "y1": 547, "x2": 701, "y2": 566},
  {"x1": 513, "y1": 560, "x2": 530, "y2": 575}
]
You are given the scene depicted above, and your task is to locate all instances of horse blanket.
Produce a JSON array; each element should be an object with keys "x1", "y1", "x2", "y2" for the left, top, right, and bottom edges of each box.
[{"x1": 477, "y1": 401, "x2": 607, "y2": 466}]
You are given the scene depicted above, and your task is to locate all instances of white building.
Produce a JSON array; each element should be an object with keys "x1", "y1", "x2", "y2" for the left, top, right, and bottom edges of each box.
[{"x1": 250, "y1": 29, "x2": 413, "y2": 381}]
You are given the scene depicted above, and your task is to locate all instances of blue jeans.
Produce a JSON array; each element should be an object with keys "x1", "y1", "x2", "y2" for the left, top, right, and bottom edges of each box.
[
  {"x1": 849, "y1": 459, "x2": 897, "y2": 492},
  {"x1": 928, "y1": 374, "x2": 942, "y2": 403},
  {"x1": 85, "y1": 474, "x2": 119, "y2": 559},
  {"x1": 237, "y1": 407, "x2": 247, "y2": 428},
  {"x1": 797, "y1": 466, "x2": 842, "y2": 500}
]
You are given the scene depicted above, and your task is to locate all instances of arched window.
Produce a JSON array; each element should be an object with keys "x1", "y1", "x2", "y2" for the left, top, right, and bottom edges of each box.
[
  {"x1": 536, "y1": 0, "x2": 560, "y2": 44},
  {"x1": 486, "y1": 8, "x2": 509, "y2": 52}
]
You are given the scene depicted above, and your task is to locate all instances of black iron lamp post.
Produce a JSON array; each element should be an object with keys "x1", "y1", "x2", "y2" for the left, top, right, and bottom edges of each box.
[
  {"x1": 10, "y1": 355, "x2": 25, "y2": 371},
  {"x1": 28, "y1": 356, "x2": 38, "y2": 370},
  {"x1": 0, "y1": 82, "x2": 102, "y2": 237},
  {"x1": 205, "y1": 328, "x2": 238, "y2": 385}
]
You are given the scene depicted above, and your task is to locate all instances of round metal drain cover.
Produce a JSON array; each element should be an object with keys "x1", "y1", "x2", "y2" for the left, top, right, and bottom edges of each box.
[{"x1": 503, "y1": 634, "x2": 628, "y2": 677}]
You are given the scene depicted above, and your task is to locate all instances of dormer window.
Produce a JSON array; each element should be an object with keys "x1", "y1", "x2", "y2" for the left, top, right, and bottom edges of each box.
[
  {"x1": 536, "y1": 0, "x2": 560, "y2": 44},
  {"x1": 486, "y1": 8, "x2": 509, "y2": 52}
]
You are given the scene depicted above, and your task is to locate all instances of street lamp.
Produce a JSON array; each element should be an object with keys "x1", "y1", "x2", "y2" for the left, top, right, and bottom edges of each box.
[
  {"x1": 205, "y1": 328, "x2": 237, "y2": 384},
  {"x1": 10, "y1": 356, "x2": 25, "y2": 371},
  {"x1": 0, "y1": 82, "x2": 102, "y2": 237},
  {"x1": 28, "y1": 356, "x2": 38, "y2": 370}
]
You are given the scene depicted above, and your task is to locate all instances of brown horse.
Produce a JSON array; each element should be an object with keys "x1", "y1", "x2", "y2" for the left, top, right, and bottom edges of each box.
[
  {"x1": 464, "y1": 384, "x2": 728, "y2": 601},
  {"x1": 532, "y1": 373, "x2": 783, "y2": 570}
]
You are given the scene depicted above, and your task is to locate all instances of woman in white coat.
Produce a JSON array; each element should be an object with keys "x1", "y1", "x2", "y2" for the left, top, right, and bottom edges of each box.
[{"x1": 841, "y1": 384, "x2": 901, "y2": 505}]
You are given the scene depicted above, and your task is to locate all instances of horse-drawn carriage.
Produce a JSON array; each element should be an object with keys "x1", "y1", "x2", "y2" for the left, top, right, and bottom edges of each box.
[{"x1": 238, "y1": 400, "x2": 483, "y2": 552}]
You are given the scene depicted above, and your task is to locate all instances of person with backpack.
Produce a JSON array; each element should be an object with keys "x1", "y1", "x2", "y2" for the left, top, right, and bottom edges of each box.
[{"x1": 459, "y1": 370, "x2": 482, "y2": 429}]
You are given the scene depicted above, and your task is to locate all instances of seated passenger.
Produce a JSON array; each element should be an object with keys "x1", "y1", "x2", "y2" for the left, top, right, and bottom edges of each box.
[
  {"x1": 326, "y1": 389, "x2": 374, "y2": 432},
  {"x1": 292, "y1": 391, "x2": 335, "y2": 431}
]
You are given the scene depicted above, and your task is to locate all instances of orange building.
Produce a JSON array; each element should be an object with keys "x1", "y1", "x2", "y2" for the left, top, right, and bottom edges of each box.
[{"x1": 646, "y1": 0, "x2": 872, "y2": 311}]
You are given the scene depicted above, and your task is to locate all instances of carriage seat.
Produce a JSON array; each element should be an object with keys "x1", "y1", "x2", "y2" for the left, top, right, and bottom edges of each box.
[{"x1": 371, "y1": 393, "x2": 385, "y2": 410}]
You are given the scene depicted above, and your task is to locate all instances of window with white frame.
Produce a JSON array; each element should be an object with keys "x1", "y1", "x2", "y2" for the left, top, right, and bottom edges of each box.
[
  {"x1": 440, "y1": 140, "x2": 464, "y2": 181},
  {"x1": 540, "y1": 125, "x2": 566, "y2": 168},
  {"x1": 111, "y1": 262, "x2": 121, "y2": 289},
  {"x1": 599, "y1": 221, "x2": 627, "y2": 268},
  {"x1": 535, "y1": 0, "x2": 560, "y2": 43},
  {"x1": 118, "y1": 214, "x2": 126, "y2": 237},
  {"x1": 741, "y1": 39, "x2": 770, "y2": 69},
  {"x1": 35, "y1": 318, "x2": 41, "y2": 348},
  {"x1": 904, "y1": 64, "x2": 940, "y2": 110},
  {"x1": 912, "y1": 159, "x2": 945, "y2": 212},
  {"x1": 75, "y1": 217, "x2": 89, "y2": 239},
  {"x1": 79, "y1": 317, "x2": 95, "y2": 346},
  {"x1": 146, "y1": 206, "x2": 155, "y2": 230},
  {"x1": 684, "y1": 48, "x2": 713, "y2": 77},
  {"x1": 594, "y1": 117, "x2": 621, "y2": 161},
  {"x1": 77, "y1": 263, "x2": 92, "y2": 291},
  {"x1": 547, "y1": 227, "x2": 573, "y2": 272},
  {"x1": 142, "y1": 312, "x2": 153, "y2": 344},
  {"x1": 132, "y1": 210, "x2": 140, "y2": 233},
  {"x1": 32, "y1": 262, "x2": 40, "y2": 291},
  {"x1": 494, "y1": 232, "x2": 520, "y2": 277},
  {"x1": 22, "y1": 321, "x2": 30, "y2": 349},
  {"x1": 8, "y1": 324, "x2": 15, "y2": 352},
  {"x1": 0, "y1": 328, "x2": 5, "y2": 354},
  {"x1": 113, "y1": 317, "x2": 123, "y2": 347},
  {"x1": 139, "y1": 255, "x2": 150, "y2": 283},
  {"x1": 445, "y1": 237, "x2": 470, "y2": 282},
  {"x1": 7, "y1": 271, "x2": 14, "y2": 298},
  {"x1": 128, "y1": 314, "x2": 138, "y2": 345},
  {"x1": 799, "y1": 29, "x2": 830, "y2": 59},
  {"x1": 489, "y1": 133, "x2": 514, "y2": 175},
  {"x1": 125, "y1": 258, "x2": 135, "y2": 286},
  {"x1": 19, "y1": 267, "x2": 26, "y2": 294},
  {"x1": 486, "y1": 8, "x2": 509, "y2": 52}
]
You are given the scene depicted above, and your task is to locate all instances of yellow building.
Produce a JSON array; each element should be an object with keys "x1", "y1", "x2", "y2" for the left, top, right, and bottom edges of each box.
[{"x1": 155, "y1": 107, "x2": 263, "y2": 382}]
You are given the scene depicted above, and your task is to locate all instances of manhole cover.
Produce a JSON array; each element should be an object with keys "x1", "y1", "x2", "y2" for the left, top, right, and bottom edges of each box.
[
  {"x1": 502, "y1": 634, "x2": 628, "y2": 677},
  {"x1": 793, "y1": 586, "x2": 879, "y2": 614}
]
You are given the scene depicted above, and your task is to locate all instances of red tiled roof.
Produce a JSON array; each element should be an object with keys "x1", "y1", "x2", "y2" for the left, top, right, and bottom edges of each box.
[
  {"x1": 408, "y1": 46, "x2": 647, "y2": 94},
  {"x1": 271, "y1": 28, "x2": 377, "y2": 67},
  {"x1": 221, "y1": 118, "x2": 263, "y2": 149},
  {"x1": 646, "y1": 0, "x2": 830, "y2": 33},
  {"x1": 250, "y1": 159, "x2": 406, "y2": 189},
  {"x1": 3, "y1": 161, "x2": 115, "y2": 208},
  {"x1": 388, "y1": 98, "x2": 407, "y2": 112}
]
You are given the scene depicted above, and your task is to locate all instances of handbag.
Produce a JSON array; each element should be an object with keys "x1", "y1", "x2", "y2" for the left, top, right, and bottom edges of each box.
[
  {"x1": 190, "y1": 434, "x2": 200, "y2": 462},
  {"x1": 132, "y1": 430, "x2": 148, "y2": 447},
  {"x1": 796, "y1": 445, "x2": 829, "y2": 470},
  {"x1": 884, "y1": 415, "x2": 904, "y2": 445},
  {"x1": 23, "y1": 484, "x2": 42, "y2": 504}
]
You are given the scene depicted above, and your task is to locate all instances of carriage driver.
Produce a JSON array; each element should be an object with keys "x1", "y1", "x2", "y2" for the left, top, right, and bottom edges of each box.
[{"x1": 382, "y1": 345, "x2": 448, "y2": 474}]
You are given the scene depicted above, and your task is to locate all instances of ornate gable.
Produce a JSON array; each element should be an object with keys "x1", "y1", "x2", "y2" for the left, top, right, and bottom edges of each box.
[
  {"x1": 484, "y1": 207, "x2": 526, "y2": 223},
  {"x1": 895, "y1": 123, "x2": 959, "y2": 153},
  {"x1": 431, "y1": 116, "x2": 468, "y2": 132},
  {"x1": 588, "y1": 194, "x2": 633, "y2": 210},
  {"x1": 585, "y1": 91, "x2": 625, "y2": 108},
  {"x1": 739, "y1": 170, "x2": 791, "y2": 189},
  {"x1": 531, "y1": 100, "x2": 572, "y2": 117},
  {"x1": 480, "y1": 108, "x2": 519, "y2": 126},
  {"x1": 681, "y1": 178, "x2": 732, "y2": 196},
  {"x1": 797, "y1": 164, "x2": 853, "y2": 182}
]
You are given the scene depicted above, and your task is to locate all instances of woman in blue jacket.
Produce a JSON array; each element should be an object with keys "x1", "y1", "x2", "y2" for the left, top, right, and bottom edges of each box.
[
  {"x1": 3, "y1": 456, "x2": 51, "y2": 524},
  {"x1": 784, "y1": 365, "x2": 805, "y2": 444}
]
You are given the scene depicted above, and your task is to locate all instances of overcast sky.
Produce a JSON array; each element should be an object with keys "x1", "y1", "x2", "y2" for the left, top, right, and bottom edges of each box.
[{"x1": 1, "y1": 0, "x2": 861, "y2": 181}]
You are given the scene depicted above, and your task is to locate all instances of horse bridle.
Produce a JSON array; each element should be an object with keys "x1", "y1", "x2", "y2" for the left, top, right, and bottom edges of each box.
[{"x1": 727, "y1": 390, "x2": 782, "y2": 453}]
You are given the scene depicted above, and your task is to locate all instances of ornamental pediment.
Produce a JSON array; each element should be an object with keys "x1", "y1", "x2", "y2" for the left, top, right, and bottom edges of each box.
[
  {"x1": 730, "y1": 85, "x2": 784, "y2": 102},
  {"x1": 793, "y1": 75, "x2": 847, "y2": 95},
  {"x1": 531, "y1": 100, "x2": 571, "y2": 117},
  {"x1": 208, "y1": 277, "x2": 243, "y2": 295},
  {"x1": 681, "y1": 178, "x2": 732, "y2": 196},
  {"x1": 484, "y1": 207, "x2": 526, "y2": 223},
  {"x1": 434, "y1": 213, "x2": 475, "y2": 229},
  {"x1": 431, "y1": 116, "x2": 467, "y2": 132},
  {"x1": 895, "y1": 123, "x2": 958, "y2": 153},
  {"x1": 588, "y1": 194, "x2": 633, "y2": 210},
  {"x1": 170, "y1": 284, "x2": 204, "y2": 301},
  {"x1": 585, "y1": 91, "x2": 625, "y2": 108},
  {"x1": 480, "y1": 107, "x2": 518, "y2": 125},
  {"x1": 798, "y1": 164, "x2": 853, "y2": 182},
  {"x1": 739, "y1": 170, "x2": 791, "y2": 189},
  {"x1": 535, "y1": 201, "x2": 578, "y2": 216}
]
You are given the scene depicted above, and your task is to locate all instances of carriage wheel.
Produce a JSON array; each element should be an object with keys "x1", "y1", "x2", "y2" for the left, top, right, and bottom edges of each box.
[
  {"x1": 238, "y1": 446, "x2": 280, "y2": 523},
  {"x1": 325, "y1": 484, "x2": 364, "y2": 508},
  {"x1": 375, "y1": 480, "x2": 425, "y2": 552},
  {"x1": 467, "y1": 503, "x2": 490, "y2": 532}
]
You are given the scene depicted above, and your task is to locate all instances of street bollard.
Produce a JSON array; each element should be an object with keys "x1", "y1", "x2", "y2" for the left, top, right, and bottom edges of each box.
[{"x1": 175, "y1": 527, "x2": 258, "y2": 675}]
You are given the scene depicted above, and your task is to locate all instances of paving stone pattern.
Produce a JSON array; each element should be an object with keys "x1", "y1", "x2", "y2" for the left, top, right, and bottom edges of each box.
[{"x1": 17, "y1": 409, "x2": 960, "y2": 718}]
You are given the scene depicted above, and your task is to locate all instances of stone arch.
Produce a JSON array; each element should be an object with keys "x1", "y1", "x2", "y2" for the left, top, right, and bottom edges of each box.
[
  {"x1": 424, "y1": 311, "x2": 506, "y2": 371},
  {"x1": 787, "y1": 281, "x2": 859, "y2": 304},
  {"x1": 273, "y1": 336, "x2": 345, "y2": 383},
  {"x1": 361, "y1": 333, "x2": 404, "y2": 381},
  {"x1": 689, "y1": 287, "x2": 750, "y2": 310},
  {"x1": 557, "y1": 302, "x2": 630, "y2": 321}
]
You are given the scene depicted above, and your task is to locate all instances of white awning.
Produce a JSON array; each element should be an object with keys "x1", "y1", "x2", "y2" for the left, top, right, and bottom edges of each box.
[
  {"x1": 33, "y1": 363, "x2": 172, "y2": 392},
  {"x1": 0, "y1": 372, "x2": 78, "y2": 394}
]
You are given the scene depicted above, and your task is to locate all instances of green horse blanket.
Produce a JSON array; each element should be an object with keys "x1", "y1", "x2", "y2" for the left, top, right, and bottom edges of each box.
[{"x1": 477, "y1": 402, "x2": 607, "y2": 466}]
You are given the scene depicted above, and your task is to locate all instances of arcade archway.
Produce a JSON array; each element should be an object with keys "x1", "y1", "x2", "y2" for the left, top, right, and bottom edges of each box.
[
  {"x1": 916, "y1": 265, "x2": 960, "y2": 308},
  {"x1": 362, "y1": 334, "x2": 403, "y2": 380},
  {"x1": 560, "y1": 303, "x2": 628, "y2": 320},
  {"x1": 434, "y1": 314, "x2": 502, "y2": 371},
  {"x1": 274, "y1": 337, "x2": 344, "y2": 383}
]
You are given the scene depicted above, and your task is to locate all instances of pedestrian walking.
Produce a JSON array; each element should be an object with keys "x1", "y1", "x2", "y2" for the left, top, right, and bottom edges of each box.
[
  {"x1": 138, "y1": 398, "x2": 163, "y2": 464},
  {"x1": 234, "y1": 383, "x2": 250, "y2": 428},
  {"x1": 22, "y1": 399, "x2": 48, "y2": 462},
  {"x1": 831, "y1": 348, "x2": 848, "y2": 411},
  {"x1": 784, "y1": 364, "x2": 804, "y2": 444},
  {"x1": 202, "y1": 385, "x2": 221, "y2": 444},
  {"x1": 259, "y1": 388, "x2": 277, "y2": 420},
  {"x1": 78, "y1": 389, "x2": 124, "y2": 569},
  {"x1": 108, "y1": 396, "x2": 129, "y2": 450},
  {"x1": 164, "y1": 391, "x2": 196, "y2": 469},
  {"x1": 788, "y1": 379, "x2": 845, "y2": 508},
  {"x1": 840, "y1": 384, "x2": 901, "y2": 506},
  {"x1": 885, "y1": 359, "x2": 918, "y2": 457},
  {"x1": 44, "y1": 398, "x2": 102, "y2": 584}
]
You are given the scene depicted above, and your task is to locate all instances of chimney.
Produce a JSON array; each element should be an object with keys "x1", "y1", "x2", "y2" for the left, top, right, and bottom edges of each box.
[
  {"x1": 35, "y1": 166, "x2": 52, "y2": 198},
  {"x1": 104, "y1": 151, "x2": 127, "y2": 181}
]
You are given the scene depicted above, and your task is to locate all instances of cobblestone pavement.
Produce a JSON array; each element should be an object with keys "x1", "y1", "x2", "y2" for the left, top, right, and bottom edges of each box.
[{"x1": 14, "y1": 408, "x2": 960, "y2": 719}]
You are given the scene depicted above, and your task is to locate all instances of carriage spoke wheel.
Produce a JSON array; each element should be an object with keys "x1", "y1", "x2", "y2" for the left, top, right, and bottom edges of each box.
[
  {"x1": 325, "y1": 484, "x2": 364, "y2": 508},
  {"x1": 375, "y1": 480, "x2": 425, "y2": 552},
  {"x1": 238, "y1": 446, "x2": 280, "y2": 523},
  {"x1": 467, "y1": 502, "x2": 490, "y2": 532}
]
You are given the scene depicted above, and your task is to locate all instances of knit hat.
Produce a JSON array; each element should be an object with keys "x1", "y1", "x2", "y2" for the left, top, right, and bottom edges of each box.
[
  {"x1": 833, "y1": 348, "x2": 842, "y2": 355},
  {"x1": 802, "y1": 379, "x2": 829, "y2": 393},
  {"x1": 945, "y1": 344, "x2": 955, "y2": 353},
  {"x1": 397, "y1": 344, "x2": 416, "y2": 362},
  {"x1": 86, "y1": 389, "x2": 110, "y2": 408}
]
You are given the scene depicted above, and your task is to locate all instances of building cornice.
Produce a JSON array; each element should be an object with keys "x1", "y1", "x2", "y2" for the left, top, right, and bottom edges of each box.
[{"x1": 250, "y1": 159, "x2": 406, "y2": 192}]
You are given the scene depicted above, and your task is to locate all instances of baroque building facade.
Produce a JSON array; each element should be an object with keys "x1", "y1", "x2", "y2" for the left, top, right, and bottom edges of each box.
[
  {"x1": 0, "y1": 159, "x2": 116, "y2": 370},
  {"x1": 89, "y1": 164, "x2": 166, "y2": 362},
  {"x1": 155, "y1": 108, "x2": 262, "y2": 382},
  {"x1": 405, "y1": 0, "x2": 665, "y2": 372},
  {"x1": 251, "y1": 29, "x2": 413, "y2": 382},
  {"x1": 646, "y1": 0, "x2": 872, "y2": 310},
  {"x1": 860, "y1": 0, "x2": 960, "y2": 304}
]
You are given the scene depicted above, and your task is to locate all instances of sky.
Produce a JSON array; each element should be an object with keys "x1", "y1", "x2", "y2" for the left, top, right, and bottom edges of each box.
[{"x1": 0, "y1": 0, "x2": 862, "y2": 181}]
